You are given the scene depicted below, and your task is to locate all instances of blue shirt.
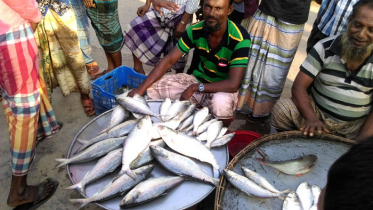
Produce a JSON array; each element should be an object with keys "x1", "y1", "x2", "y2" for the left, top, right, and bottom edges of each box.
[{"x1": 316, "y1": 0, "x2": 358, "y2": 36}]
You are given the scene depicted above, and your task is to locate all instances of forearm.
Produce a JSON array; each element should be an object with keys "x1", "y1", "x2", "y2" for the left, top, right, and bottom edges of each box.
[
  {"x1": 202, "y1": 79, "x2": 241, "y2": 93},
  {"x1": 292, "y1": 87, "x2": 318, "y2": 121},
  {"x1": 355, "y1": 112, "x2": 373, "y2": 142},
  {"x1": 181, "y1": 12, "x2": 192, "y2": 24},
  {"x1": 145, "y1": 0, "x2": 151, "y2": 6}
]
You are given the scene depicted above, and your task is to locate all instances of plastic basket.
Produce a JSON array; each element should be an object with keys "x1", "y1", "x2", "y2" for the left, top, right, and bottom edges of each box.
[
  {"x1": 92, "y1": 66, "x2": 146, "y2": 115},
  {"x1": 227, "y1": 130, "x2": 262, "y2": 157}
]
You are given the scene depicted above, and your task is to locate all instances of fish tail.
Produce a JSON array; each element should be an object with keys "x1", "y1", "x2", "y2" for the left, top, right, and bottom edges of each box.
[
  {"x1": 112, "y1": 170, "x2": 125, "y2": 182},
  {"x1": 213, "y1": 168, "x2": 220, "y2": 179},
  {"x1": 55, "y1": 158, "x2": 69, "y2": 168},
  {"x1": 278, "y1": 195, "x2": 286, "y2": 200},
  {"x1": 65, "y1": 182, "x2": 82, "y2": 191},
  {"x1": 212, "y1": 178, "x2": 220, "y2": 186},
  {"x1": 125, "y1": 168, "x2": 136, "y2": 180},
  {"x1": 69, "y1": 198, "x2": 89, "y2": 210}
]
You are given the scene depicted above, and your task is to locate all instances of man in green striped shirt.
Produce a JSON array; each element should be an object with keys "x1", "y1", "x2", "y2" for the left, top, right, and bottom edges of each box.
[
  {"x1": 271, "y1": 0, "x2": 373, "y2": 141},
  {"x1": 129, "y1": 0, "x2": 251, "y2": 126}
]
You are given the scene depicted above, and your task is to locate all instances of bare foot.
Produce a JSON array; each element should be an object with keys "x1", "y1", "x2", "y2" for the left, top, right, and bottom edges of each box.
[{"x1": 7, "y1": 178, "x2": 54, "y2": 207}]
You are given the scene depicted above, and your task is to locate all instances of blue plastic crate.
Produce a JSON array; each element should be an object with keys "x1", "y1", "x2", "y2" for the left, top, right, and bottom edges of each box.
[{"x1": 92, "y1": 66, "x2": 146, "y2": 115}]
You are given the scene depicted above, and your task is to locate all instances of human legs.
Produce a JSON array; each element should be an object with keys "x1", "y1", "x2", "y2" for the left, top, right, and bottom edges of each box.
[
  {"x1": 133, "y1": 53, "x2": 146, "y2": 75},
  {"x1": 105, "y1": 51, "x2": 122, "y2": 73}
]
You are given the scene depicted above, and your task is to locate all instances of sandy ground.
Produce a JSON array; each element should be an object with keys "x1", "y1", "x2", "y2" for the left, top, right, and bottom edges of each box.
[{"x1": 0, "y1": 1, "x2": 320, "y2": 210}]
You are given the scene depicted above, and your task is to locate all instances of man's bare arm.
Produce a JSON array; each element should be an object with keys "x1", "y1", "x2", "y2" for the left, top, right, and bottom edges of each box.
[
  {"x1": 292, "y1": 71, "x2": 330, "y2": 136},
  {"x1": 355, "y1": 112, "x2": 373, "y2": 142},
  {"x1": 128, "y1": 47, "x2": 184, "y2": 97}
]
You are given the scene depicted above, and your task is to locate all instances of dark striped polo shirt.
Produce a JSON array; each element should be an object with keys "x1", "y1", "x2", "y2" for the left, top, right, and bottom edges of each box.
[
  {"x1": 177, "y1": 19, "x2": 251, "y2": 83},
  {"x1": 300, "y1": 34, "x2": 373, "y2": 121}
]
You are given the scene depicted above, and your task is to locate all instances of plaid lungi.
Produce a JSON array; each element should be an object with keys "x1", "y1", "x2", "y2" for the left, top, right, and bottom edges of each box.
[
  {"x1": 87, "y1": 0, "x2": 124, "y2": 53},
  {"x1": 147, "y1": 74, "x2": 238, "y2": 119},
  {"x1": 124, "y1": 7, "x2": 187, "y2": 71},
  {"x1": 0, "y1": 23, "x2": 59, "y2": 175},
  {"x1": 270, "y1": 98, "x2": 366, "y2": 139}
]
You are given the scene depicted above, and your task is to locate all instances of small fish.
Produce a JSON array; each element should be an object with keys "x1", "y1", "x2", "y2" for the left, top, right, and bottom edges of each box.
[
  {"x1": 164, "y1": 100, "x2": 190, "y2": 121},
  {"x1": 150, "y1": 145, "x2": 219, "y2": 186},
  {"x1": 192, "y1": 107, "x2": 209, "y2": 134},
  {"x1": 65, "y1": 148, "x2": 122, "y2": 194},
  {"x1": 223, "y1": 169, "x2": 286, "y2": 198},
  {"x1": 131, "y1": 94, "x2": 150, "y2": 119},
  {"x1": 282, "y1": 191, "x2": 302, "y2": 210},
  {"x1": 205, "y1": 121, "x2": 223, "y2": 149},
  {"x1": 178, "y1": 115, "x2": 194, "y2": 131},
  {"x1": 196, "y1": 131, "x2": 208, "y2": 141},
  {"x1": 217, "y1": 127, "x2": 228, "y2": 138},
  {"x1": 115, "y1": 95, "x2": 162, "y2": 119},
  {"x1": 184, "y1": 123, "x2": 194, "y2": 133},
  {"x1": 241, "y1": 167, "x2": 289, "y2": 194},
  {"x1": 98, "y1": 105, "x2": 129, "y2": 135},
  {"x1": 158, "y1": 126, "x2": 220, "y2": 178},
  {"x1": 55, "y1": 137, "x2": 126, "y2": 168},
  {"x1": 115, "y1": 116, "x2": 152, "y2": 180},
  {"x1": 296, "y1": 182, "x2": 313, "y2": 210},
  {"x1": 176, "y1": 104, "x2": 196, "y2": 122},
  {"x1": 129, "y1": 140, "x2": 166, "y2": 169},
  {"x1": 75, "y1": 119, "x2": 138, "y2": 153},
  {"x1": 160, "y1": 98, "x2": 172, "y2": 121},
  {"x1": 311, "y1": 185, "x2": 321, "y2": 206},
  {"x1": 120, "y1": 176, "x2": 184, "y2": 208},
  {"x1": 193, "y1": 119, "x2": 218, "y2": 136},
  {"x1": 210, "y1": 133, "x2": 235, "y2": 148},
  {"x1": 256, "y1": 151, "x2": 318, "y2": 177},
  {"x1": 69, "y1": 165, "x2": 154, "y2": 210}
]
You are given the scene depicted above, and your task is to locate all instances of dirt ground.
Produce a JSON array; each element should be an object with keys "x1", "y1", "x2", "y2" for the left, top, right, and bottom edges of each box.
[{"x1": 0, "y1": 1, "x2": 320, "y2": 210}]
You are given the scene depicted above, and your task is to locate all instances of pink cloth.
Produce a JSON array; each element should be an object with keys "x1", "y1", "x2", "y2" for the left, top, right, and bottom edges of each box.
[
  {"x1": 147, "y1": 73, "x2": 238, "y2": 119},
  {"x1": 0, "y1": 0, "x2": 41, "y2": 34}
]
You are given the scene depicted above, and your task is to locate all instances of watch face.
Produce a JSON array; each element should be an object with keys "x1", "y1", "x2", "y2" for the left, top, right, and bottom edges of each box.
[{"x1": 199, "y1": 83, "x2": 204, "y2": 92}]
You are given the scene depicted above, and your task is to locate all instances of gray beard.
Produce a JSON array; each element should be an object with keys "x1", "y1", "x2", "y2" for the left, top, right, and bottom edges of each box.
[{"x1": 341, "y1": 32, "x2": 373, "y2": 63}]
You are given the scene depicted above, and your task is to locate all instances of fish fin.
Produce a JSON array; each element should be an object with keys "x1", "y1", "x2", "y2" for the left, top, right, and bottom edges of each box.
[
  {"x1": 132, "y1": 112, "x2": 144, "y2": 119},
  {"x1": 295, "y1": 173, "x2": 303, "y2": 177},
  {"x1": 54, "y1": 158, "x2": 68, "y2": 168},
  {"x1": 213, "y1": 168, "x2": 220, "y2": 179},
  {"x1": 280, "y1": 189, "x2": 291, "y2": 194},
  {"x1": 255, "y1": 157, "x2": 267, "y2": 166},
  {"x1": 278, "y1": 195, "x2": 286, "y2": 200},
  {"x1": 69, "y1": 198, "x2": 89, "y2": 210},
  {"x1": 76, "y1": 139, "x2": 89, "y2": 145},
  {"x1": 65, "y1": 182, "x2": 82, "y2": 191},
  {"x1": 98, "y1": 128, "x2": 108, "y2": 135},
  {"x1": 125, "y1": 168, "x2": 136, "y2": 180},
  {"x1": 205, "y1": 143, "x2": 211, "y2": 149}
]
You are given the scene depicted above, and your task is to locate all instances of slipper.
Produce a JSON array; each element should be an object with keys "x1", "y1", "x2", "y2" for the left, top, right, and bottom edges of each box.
[
  {"x1": 81, "y1": 98, "x2": 96, "y2": 116},
  {"x1": 86, "y1": 61, "x2": 101, "y2": 80},
  {"x1": 13, "y1": 178, "x2": 59, "y2": 210},
  {"x1": 246, "y1": 114, "x2": 270, "y2": 124}
]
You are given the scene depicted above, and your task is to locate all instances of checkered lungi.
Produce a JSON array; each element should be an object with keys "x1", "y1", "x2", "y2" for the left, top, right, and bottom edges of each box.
[
  {"x1": 87, "y1": 0, "x2": 124, "y2": 53},
  {"x1": 124, "y1": 7, "x2": 187, "y2": 71},
  {"x1": 147, "y1": 74, "x2": 238, "y2": 119},
  {"x1": 0, "y1": 23, "x2": 59, "y2": 175},
  {"x1": 270, "y1": 98, "x2": 366, "y2": 139}
]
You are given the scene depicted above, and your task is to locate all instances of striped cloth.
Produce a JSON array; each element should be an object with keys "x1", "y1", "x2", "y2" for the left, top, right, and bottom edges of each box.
[
  {"x1": 87, "y1": 0, "x2": 124, "y2": 53},
  {"x1": 147, "y1": 73, "x2": 238, "y2": 119},
  {"x1": 237, "y1": 10, "x2": 304, "y2": 117},
  {"x1": 177, "y1": 20, "x2": 251, "y2": 83},
  {"x1": 1, "y1": 23, "x2": 59, "y2": 175},
  {"x1": 301, "y1": 35, "x2": 373, "y2": 121},
  {"x1": 316, "y1": 0, "x2": 358, "y2": 36},
  {"x1": 124, "y1": 7, "x2": 187, "y2": 70},
  {"x1": 70, "y1": 0, "x2": 95, "y2": 64},
  {"x1": 271, "y1": 98, "x2": 366, "y2": 139}
]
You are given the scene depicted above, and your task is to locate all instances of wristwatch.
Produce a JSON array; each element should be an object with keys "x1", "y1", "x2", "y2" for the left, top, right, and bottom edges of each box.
[{"x1": 198, "y1": 83, "x2": 204, "y2": 92}]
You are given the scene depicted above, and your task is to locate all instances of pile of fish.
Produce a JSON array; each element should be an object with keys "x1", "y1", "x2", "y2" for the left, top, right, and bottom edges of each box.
[
  {"x1": 223, "y1": 151, "x2": 321, "y2": 210},
  {"x1": 57, "y1": 93, "x2": 236, "y2": 209},
  {"x1": 284, "y1": 182, "x2": 321, "y2": 210}
]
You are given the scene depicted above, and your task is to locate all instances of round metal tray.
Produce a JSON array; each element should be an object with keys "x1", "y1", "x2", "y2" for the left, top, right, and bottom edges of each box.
[
  {"x1": 215, "y1": 131, "x2": 356, "y2": 210},
  {"x1": 67, "y1": 101, "x2": 229, "y2": 210}
]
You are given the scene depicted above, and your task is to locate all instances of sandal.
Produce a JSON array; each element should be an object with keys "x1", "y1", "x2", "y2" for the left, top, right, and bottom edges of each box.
[
  {"x1": 13, "y1": 178, "x2": 59, "y2": 210},
  {"x1": 81, "y1": 98, "x2": 96, "y2": 116},
  {"x1": 86, "y1": 61, "x2": 101, "y2": 80}
]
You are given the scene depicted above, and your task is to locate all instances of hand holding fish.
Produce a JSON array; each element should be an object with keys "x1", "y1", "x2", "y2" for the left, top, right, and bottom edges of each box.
[
  {"x1": 300, "y1": 117, "x2": 330, "y2": 137},
  {"x1": 127, "y1": 88, "x2": 145, "y2": 98}
]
